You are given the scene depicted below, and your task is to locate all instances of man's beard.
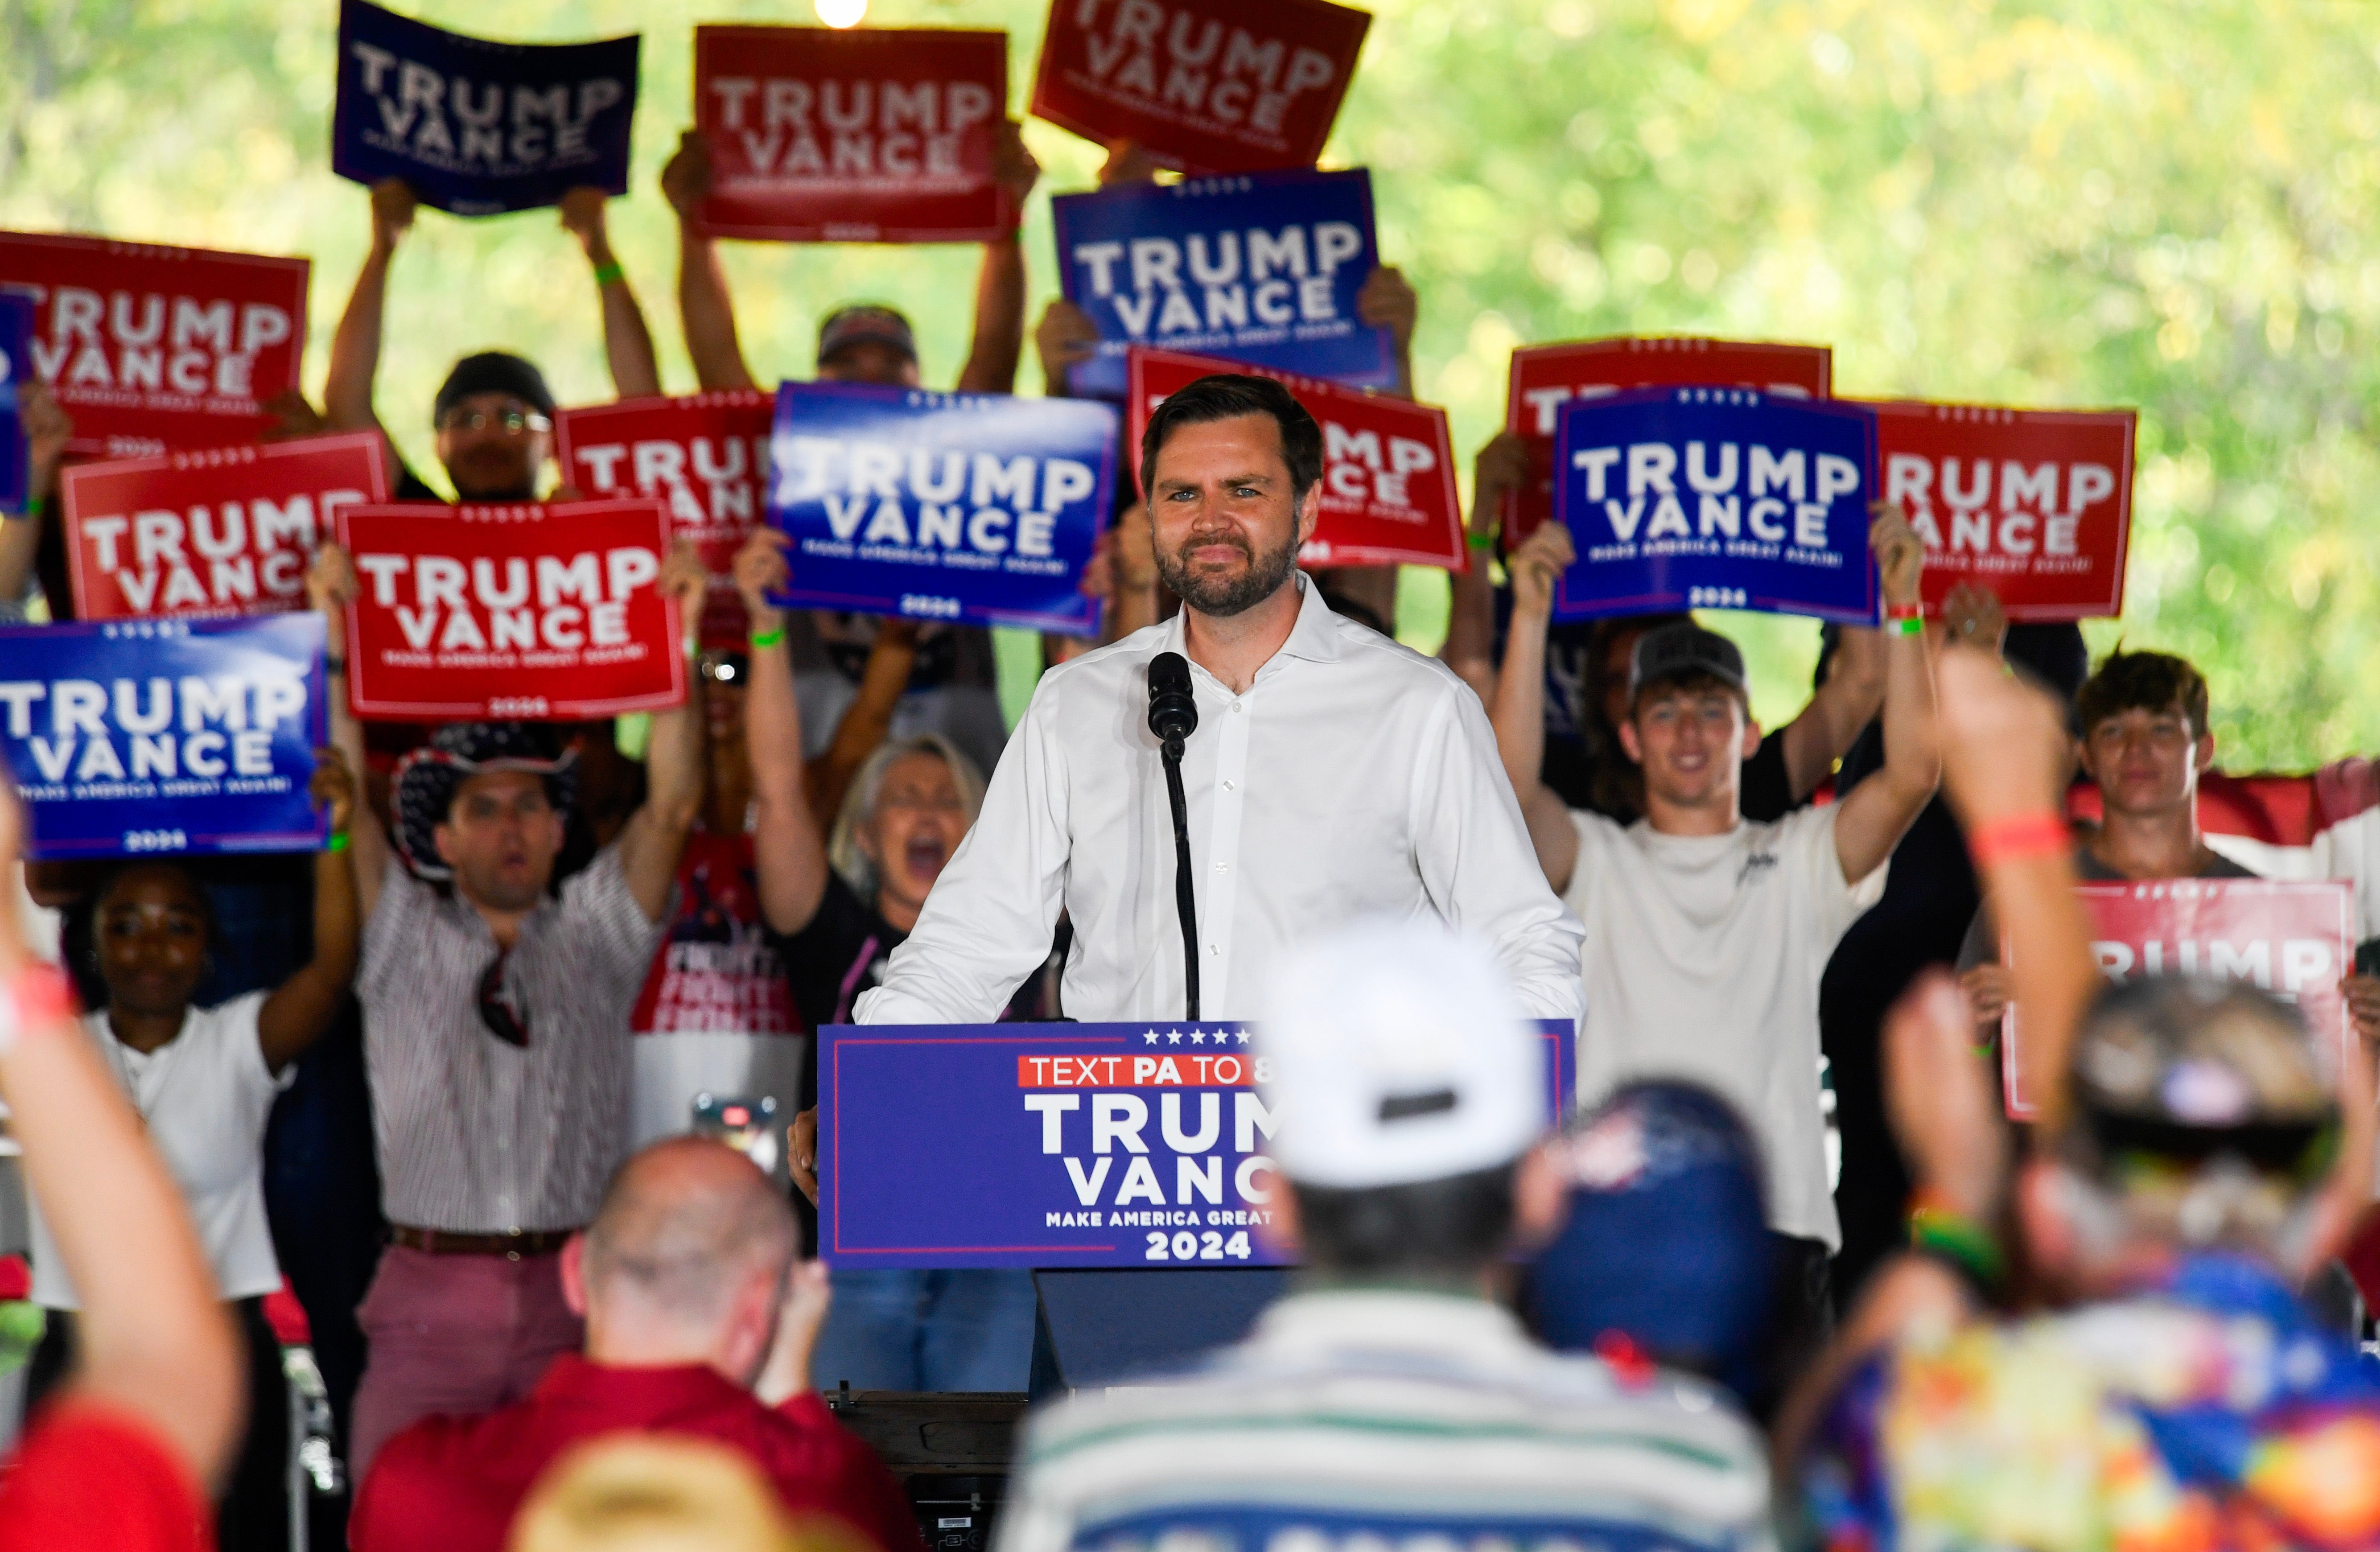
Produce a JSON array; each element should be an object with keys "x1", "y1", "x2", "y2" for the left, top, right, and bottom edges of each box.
[{"x1": 1155, "y1": 523, "x2": 1302, "y2": 618}]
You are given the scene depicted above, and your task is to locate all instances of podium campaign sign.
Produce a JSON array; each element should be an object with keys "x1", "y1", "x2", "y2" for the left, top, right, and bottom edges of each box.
[
  {"x1": 767, "y1": 381, "x2": 1119, "y2": 635},
  {"x1": 1504, "y1": 337, "x2": 1831, "y2": 547},
  {"x1": 819, "y1": 1020, "x2": 1572, "y2": 1268},
  {"x1": 1127, "y1": 346, "x2": 1464, "y2": 570},
  {"x1": 336, "y1": 498, "x2": 687, "y2": 720},
  {"x1": 334, "y1": 0, "x2": 639, "y2": 216},
  {"x1": 556, "y1": 393, "x2": 773, "y2": 646},
  {"x1": 1552, "y1": 387, "x2": 1879, "y2": 625},
  {"x1": 63, "y1": 433, "x2": 390, "y2": 621},
  {"x1": 2003, "y1": 879, "x2": 2356, "y2": 1119},
  {"x1": 1053, "y1": 169, "x2": 1394, "y2": 400},
  {"x1": 0, "y1": 616, "x2": 329, "y2": 860},
  {"x1": 1029, "y1": 0, "x2": 1370, "y2": 175},
  {"x1": 694, "y1": 26, "x2": 1010, "y2": 243},
  {"x1": 1869, "y1": 401, "x2": 2136, "y2": 622},
  {"x1": 0, "y1": 292, "x2": 27, "y2": 514},
  {"x1": 0, "y1": 231, "x2": 309, "y2": 459}
]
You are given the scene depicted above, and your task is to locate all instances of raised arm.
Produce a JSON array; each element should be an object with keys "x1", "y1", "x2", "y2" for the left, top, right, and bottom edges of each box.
[
  {"x1": 733, "y1": 530, "x2": 829, "y2": 936},
  {"x1": 307, "y1": 543, "x2": 394, "y2": 921},
  {"x1": 807, "y1": 618, "x2": 921, "y2": 830},
  {"x1": 1441, "y1": 432, "x2": 1528, "y2": 706},
  {"x1": 1487, "y1": 521, "x2": 1582, "y2": 893},
  {"x1": 325, "y1": 179, "x2": 416, "y2": 447},
  {"x1": 256, "y1": 747, "x2": 362, "y2": 1073},
  {"x1": 559, "y1": 188, "x2": 662, "y2": 399},
  {"x1": 953, "y1": 123, "x2": 1041, "y2": 395},
  {"x1": 1355, "y1": 266, "x2": 1418, "y2": 400},
  {"x1": 0, "y1": 383, "x2": 70, "y2": 608},
  {"x1": 613, "y1": 542, "x2": 707, "y2": 921},
  {"x1": 1778, "y1": 624, "x2": 1887, "y2": 800},
  {"x1": 660, "y1": 132, "x2": 760, "y2": 393},
  {"x1": 1831, "y1": 506, "x2": 1939, "y2": 882},
  {"x1": 0, "y1": 788, "x2": 242, "y2": 1488}
]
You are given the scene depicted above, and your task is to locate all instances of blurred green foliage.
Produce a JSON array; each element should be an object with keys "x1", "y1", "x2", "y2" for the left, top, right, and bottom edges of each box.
[{"x1": 5, "y1": 0, "x2": 2375, "y2": 766}]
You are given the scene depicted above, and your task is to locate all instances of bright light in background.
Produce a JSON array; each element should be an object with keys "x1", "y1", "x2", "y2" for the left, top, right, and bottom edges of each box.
[{"x1": 814, "y1": 0, "x2": 866, "y2": 26}]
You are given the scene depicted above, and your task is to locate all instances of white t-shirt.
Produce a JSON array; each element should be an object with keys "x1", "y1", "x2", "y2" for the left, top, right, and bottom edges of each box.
[
  {"x1": 1565, "y1": 803, "x2": 1886, "y2": 1248},
  {"x1": 29, "y1": 991, "x2": 292, "y2": 1308}
]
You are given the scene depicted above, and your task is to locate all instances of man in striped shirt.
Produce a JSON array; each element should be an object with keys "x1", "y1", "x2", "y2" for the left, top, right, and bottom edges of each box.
[
  {"x1": 996, "y1": 921, "x2": 1775, "y2": 1552},
  {"x1": 310, "y1": 542, "x2": 710, "y2": 1480}
]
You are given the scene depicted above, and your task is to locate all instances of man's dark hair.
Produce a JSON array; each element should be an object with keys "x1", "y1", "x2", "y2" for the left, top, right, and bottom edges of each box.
[
  {"x1": 2075, "y1": 648, "x2": 2210, "y2": 740},
  {"x1": 1289, "y1": 1163, "x2": 1517, "y2": 1280},
  {"x1": 1138, "y1": 374, "x2": 1323, "y2": 505}
]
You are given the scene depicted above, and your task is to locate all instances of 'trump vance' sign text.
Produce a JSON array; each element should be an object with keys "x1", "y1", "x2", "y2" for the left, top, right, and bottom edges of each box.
[
  {"x1": 2004, "y1": 880, "x2": 2355, "y2": 1119},
  {"x1": 1868, "y1": 401, "x2": 2136, "y2": 622},
  {"x1": 0, "y1": 231, "x2": 309, "y2": 459},
  {"x1": 1128, "y1": 347, "x2": 1463, "y2": 570},
  {"x1": 1053, "y1": 168, "x2": 1392, "y2": 399},
  {"x1": 334, "y1": 0, "x2": 639, "y2": 216},
  {"x1": 1030, "y1": 0, "x2": 1370, "y2": 174},
  {"x1": 0, "y1": 293, "x2": 27, "y2": 514},
  {"x1": 1553, "y1": 387, "x2": 1878, "y2": 624},
  {"x1": 1505, "y1": 337, "x2": 1831, "y2": 547},
  {"x1": 556, "y1": 393, "x2": 773, "y2": 645},
  {"x1": 337, "y1": 499, "x2": 686, "y2": 720},
  {"x1": 0, "y1": 616, "x2": 329, "y2": 860},
  {"x1": 820, "y1": 1021, "x2": 1571, "y2": 1268},
  {"x1": 768, "y1": 382, "x2": 1120, "y2": 636},
  {"x1": 63, "y1": 433, "x2": 390, "y2": 621},
  {"x1": 695, "y1": 26, "x2": 1009, "y2": 244}
]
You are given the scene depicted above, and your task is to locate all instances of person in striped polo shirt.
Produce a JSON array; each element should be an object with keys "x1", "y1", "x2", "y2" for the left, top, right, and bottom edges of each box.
[{"x1": 996, "y1": 919, "x2": 1775, "y2": 1552}]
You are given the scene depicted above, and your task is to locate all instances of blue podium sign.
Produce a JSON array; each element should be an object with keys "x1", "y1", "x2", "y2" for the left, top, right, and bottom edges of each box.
[
  {"x1": 820, "y1": 1020, "x2": 1573, "y2": 1268},
  {"x1": 1552, "y1": 386, "x2": 1880, "y2": 625},
  {"x1": 0, "y1": 615, "x2": 329, "y2": 859}
]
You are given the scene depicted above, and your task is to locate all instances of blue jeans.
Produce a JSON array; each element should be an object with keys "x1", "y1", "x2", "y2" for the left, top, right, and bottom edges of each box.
[{"x1": 809, "y1": 1269, "x2": 1038, "y2": 1392}]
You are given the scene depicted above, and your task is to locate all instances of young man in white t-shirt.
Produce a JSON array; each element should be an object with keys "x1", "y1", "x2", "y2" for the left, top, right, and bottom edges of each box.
[{"x1": 1491, "y1": 510, "x2": 1937, "y2": 1389}]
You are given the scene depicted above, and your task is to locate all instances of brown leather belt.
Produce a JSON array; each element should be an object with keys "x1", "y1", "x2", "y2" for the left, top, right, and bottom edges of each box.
[{"x1": 389, "y1": 1224, "x2": 577, "y2": 1258}]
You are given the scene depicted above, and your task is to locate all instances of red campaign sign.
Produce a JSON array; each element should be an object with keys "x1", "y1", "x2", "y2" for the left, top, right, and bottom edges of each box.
[
  {"x1": 61, "y1": 432, "x2": 389, "y2": 622},
  {"x1": 1128, "y1": 347, "x2": 1464, "y2": 570},
  {"x1": 1867, "y1": 401, "x2": 2136, "y2": 622},
  {"x1": 0, "y1": 230, "x2": 309, "y2": 459},
  {"x1": 2003, "y1": 879, "x2": 2355, "y2": 1120},
  {"x1": 694, "y1": 26, "x2": 1011, "y2": 244},
  {"x1": 1029, "y1": 0, "x2": 1370, "y2": 176},
  {"x1": 555, "y1": 393, "x2": 773, "y2": 647},
  {"x1": 1503, "y1": 338, "x2": 1831, "y2": 547},
  {"x1": 335, "y1": 498, "x2": 688, "y2": 722}
]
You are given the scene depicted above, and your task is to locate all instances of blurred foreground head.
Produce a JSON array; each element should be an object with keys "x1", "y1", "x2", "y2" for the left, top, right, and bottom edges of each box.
[
  {"x1": 1527, "y1": 1082, "x2": 1772, "y2": 1401},
  {"x1": 2030, "y1": 977, "x2": 2351, "y2": 1286},
  {"x1": 510, "y1": 1436, "x2": 864, "y2": 1552},
  {"x1": 1257, "y1": 920, "x2": 1556, "y2": 1285}
]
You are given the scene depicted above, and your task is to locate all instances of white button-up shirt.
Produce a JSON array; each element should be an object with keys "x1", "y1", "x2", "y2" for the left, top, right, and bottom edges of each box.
[{"x1": 856, "y1": 578, "x2": 1585, "y2": 1024}]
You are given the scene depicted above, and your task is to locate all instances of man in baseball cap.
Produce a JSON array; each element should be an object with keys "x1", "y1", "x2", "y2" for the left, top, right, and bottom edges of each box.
[{"x1": 997, "y1": 920, "x2": 1771, "y2": 1552}]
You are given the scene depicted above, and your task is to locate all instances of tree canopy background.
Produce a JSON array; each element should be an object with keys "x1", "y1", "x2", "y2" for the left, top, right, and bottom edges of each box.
[{"x1": 6, "y1": 0, "x2": 2375, "y2": 768}]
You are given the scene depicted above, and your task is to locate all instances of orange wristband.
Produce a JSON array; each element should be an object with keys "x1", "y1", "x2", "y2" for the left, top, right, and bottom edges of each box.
[
  {"x1": 1967, "y1": 812, "x2": 2069, "y2": 868},
  {"x1": 0, "y1": 963, "x2": 76, "y2": 1051}
]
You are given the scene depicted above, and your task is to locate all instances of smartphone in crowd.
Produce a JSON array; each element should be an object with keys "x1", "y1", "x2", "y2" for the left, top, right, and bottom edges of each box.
[{"x1": 694, "y1": 1093, "x2": 782, "y2": 1178}]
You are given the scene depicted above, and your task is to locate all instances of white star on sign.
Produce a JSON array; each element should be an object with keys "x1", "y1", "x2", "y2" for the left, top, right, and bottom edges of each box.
[
  {"x1": 1236, "y1": 1031, "x2": 1252, "y2": 1045},
  {"x1": 1144, "y1": 1030, "x2": 1162, "y2": 1045},
  {"x1": 1167, "y1": 1031, "x2": 1183, "y2": 1045},
  {"x1": 1190, "y1": 1032, "x2": 1207, "y2": 1045}
]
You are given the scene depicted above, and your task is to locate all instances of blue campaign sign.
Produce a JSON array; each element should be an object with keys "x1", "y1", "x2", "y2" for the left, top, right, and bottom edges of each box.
[
  {"x1": 819, "y1": 1020, "x2": 1573, "y2": 1269},
  {"x1": 767, "y1": 381, "x2": 1120, "y2": 636},
  {"x1": 333, "y1": 0, "x2": 639, "y2": 216},
  {"x1": 0, "y1": 291, "x2": 29, "y2": 514},
  {"x1": 0, "y1": 616, "x2": 329, "y2": 860},
  {"x1": 1553, "y1": 387, "x2": 1881, "y2": 625},
  {"x1": 1051, "y1": 169, "x2": 1396, "y2": 400}
]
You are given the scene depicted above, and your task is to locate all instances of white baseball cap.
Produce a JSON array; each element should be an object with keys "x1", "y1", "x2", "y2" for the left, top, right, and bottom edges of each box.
[{"x1": 1257, "y1": 918, "x2": 1546, "y2": 1190}]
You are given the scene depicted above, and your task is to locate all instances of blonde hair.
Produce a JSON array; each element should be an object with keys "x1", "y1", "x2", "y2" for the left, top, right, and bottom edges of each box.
[
  {"x1": 508, "y1": 1437, "x2": 870, "y2": 1552},
  {"x1": 827, "y1": 733, "x2": 986, "y2": 900}
]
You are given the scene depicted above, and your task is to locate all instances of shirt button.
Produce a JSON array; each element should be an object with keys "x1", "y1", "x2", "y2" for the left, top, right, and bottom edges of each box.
[
  {"x1": 1222, "y1": 779, "x2": 1236, "y2": 791},
  {"x1": 1208, "y1": 943, "x2": 1221, "y2": 955},
  {"x1": 1213, "y1": 861, "x2": 1228, "y2": 870},
  {"x1": 1232, "y1": 703, "x2": 1244, "y2": 714}
]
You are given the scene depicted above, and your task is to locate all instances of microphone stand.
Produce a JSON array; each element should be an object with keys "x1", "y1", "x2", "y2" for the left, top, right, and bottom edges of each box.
[{"x1": 1159, "y1": 731, "x2": 1198, "y2": 1021}]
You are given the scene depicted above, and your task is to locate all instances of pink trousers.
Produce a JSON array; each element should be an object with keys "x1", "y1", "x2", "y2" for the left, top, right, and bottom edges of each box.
[{"x1": 347, "y1": 1244, "x2": 585, "y2": 1484}]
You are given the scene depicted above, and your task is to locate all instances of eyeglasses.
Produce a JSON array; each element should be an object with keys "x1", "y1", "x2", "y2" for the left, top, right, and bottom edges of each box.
[
  {"x1": 477, "y1": 948, "x2": 529, "y2": 1048},
  {"x1": 440, "y1": 407, "x2": 552, "y2": 436}
]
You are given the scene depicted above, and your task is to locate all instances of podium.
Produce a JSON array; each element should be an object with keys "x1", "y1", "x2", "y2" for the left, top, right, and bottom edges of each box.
[{"x1": 1028, "y1": 1267, "x2": 1290, "y2": 1397}]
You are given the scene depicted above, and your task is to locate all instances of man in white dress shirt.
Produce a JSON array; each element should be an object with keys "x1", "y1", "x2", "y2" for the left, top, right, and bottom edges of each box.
[{"x1": 856, "y1": 373, "x2": 1583, "y2": 1025}]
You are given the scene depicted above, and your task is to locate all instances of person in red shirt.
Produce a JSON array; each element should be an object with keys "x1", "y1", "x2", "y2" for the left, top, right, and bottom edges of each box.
[
  {"x1": 350, "y1": 1136, "x2": 923, "y2": 1552},
  {"x1": 0, "y1": 785, "x2": 243, "y2": 1551}
]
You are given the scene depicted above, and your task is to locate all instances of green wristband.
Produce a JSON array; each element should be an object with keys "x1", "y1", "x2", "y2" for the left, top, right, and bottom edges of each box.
[
  {"x1": 591, "y1": 260, "x2": 625, "y2": 287},
  {"x1": 326, "y1": 832, "x2": 350, "y2": 853},
  {"x1": 1466, "y1": 529, "x2": 1499, "y2": 552},
  {"x1": 749, "y1": 625, "x2": 786, "y2": 650}
]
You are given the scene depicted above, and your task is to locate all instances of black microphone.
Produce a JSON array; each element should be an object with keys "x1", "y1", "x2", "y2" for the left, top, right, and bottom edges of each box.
[
  {"x1": 1146, "y1": 651, "x2": 1201, "y2": 1021},
  {"x1": 1146, "y1": 650, "x2": 1198, "y2": 754}
]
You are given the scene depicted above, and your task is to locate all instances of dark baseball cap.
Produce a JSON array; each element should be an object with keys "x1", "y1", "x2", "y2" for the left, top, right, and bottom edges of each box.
[
  {"x1": 434, "y1": 351, "x2": 555, "y2": 424},
  {"x1": 1628, "y1": 621, "x2": 1747, "y2": 706},
  {"x1": 816, "y1": 305, "x2": 917, "y2": 368}
]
